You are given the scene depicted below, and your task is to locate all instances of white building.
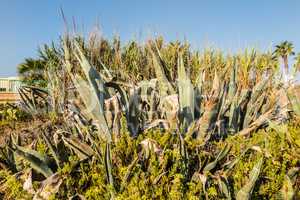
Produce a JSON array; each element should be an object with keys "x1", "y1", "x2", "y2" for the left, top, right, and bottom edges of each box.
[{"x1": 0, "y1": 77, "x2": 22, "y2": 93}]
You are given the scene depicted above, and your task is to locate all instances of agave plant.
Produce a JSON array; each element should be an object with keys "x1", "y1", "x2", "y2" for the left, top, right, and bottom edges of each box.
[
  {"x1": 18, "y1": 86, "x2": 49, "y2": 115},
  {"x1": 9, "y1": 33, "x2": 300, "y2": 199},
  {"x1": 18, "y1": 35, "x2": 292, "y2": 144}
]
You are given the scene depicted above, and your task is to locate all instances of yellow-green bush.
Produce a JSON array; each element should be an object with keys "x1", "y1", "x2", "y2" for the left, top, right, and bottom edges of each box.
[{"x1": 39, "y1": 122, "x2": 299, "y2": 199}]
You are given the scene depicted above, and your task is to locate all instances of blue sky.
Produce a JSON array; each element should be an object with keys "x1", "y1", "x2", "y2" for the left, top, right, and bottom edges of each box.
[{"x1": 1, "y1": 0, "x2": 300, "y2": 76}]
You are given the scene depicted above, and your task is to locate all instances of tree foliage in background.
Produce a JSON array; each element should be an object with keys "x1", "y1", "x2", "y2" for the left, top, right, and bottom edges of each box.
[
  {"x1": 274, "y1": 41, "x2": 295, "y2": 75},
  {"x1": 19, "y1": 34, "x2": 299, "y2": 88}
]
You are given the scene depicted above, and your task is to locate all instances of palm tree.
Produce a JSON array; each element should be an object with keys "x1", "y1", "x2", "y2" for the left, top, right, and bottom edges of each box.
[
  {"x1": 274, "y1": 41, "x2": 295, "y2": 75},
  {"x1": 38, "y1": 42, "x2": 62, "y2": 68},
  {"x1": 18, "y1": 42, "x2": 62, "y2": 87},
  {"x1": 18, "y1": 58, "x2": 47, "y2": 87}
]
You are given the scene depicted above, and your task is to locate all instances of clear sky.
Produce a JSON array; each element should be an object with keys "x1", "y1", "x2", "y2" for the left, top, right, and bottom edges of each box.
[{"x1": 1, "y1": 0, "x2": 300, "y2": 76}]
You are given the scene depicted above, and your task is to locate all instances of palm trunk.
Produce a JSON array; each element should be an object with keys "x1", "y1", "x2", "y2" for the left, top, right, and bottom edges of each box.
[{"x1": 283, "y1": 55, "x2": 289, "y2": 75}]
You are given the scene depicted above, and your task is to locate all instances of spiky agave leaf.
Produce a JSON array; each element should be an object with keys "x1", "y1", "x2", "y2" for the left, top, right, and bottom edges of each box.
[
  {"x1": 64, "y1": 40, "x2": 111, "y2": 141},
  {"x1": 99, "y1": 60, "x2": 113, "y2": 81},
  {"x1": 211, "y1": 70, "x2": 220, "y2": 97},
  {"x1": 40, "y1": 131, "x2": 66, "y2": 168},
  {"x1": 217, "y1": 176, "x2": 231, "y2": 200},
  {"x1": 143, "y1": 119, "x2": 170, "y2": 131},
  {"x1": 104, "y1": 94, "x2": 122, "y2": 136},
  {"x1": 215, "y1": 84, "x2": 230, "y2": 138},
  {"x1": 18, "y1": 86, "x2": 49, "y2": 114},
  {"x1": 104, "y1": 80, "x2": 130, "y2": 112},
  {"x1": 62, "y1": 136, "x2": 95, "y2": 161},
  {"x1": 46, "y1": 64, "x2": 67, "y2": 114},
  {"x1": 137, "y1": 79, "x2": 159, "y2": 121},
  {"x1": 194, "y1": 70, "x2": 205, "y2": 119},
  {"x1": 179, "y1": 132, "x2": 188, "y2": 160},
  {"x1": 104, "y1": 143, "x2": 115, "y2": 198},
  {"x1": 159, "y1": 94, "x2": 179, "y2": 125},
  {"x1": 104, "y1": 81, "x2": 143, "y2": 136},
  {"x1": 244, "y1": 94, "x2": 267, "y2": 127},
  {"x1": 140, "y1": 138, "x2": 162, "y2": 159},
  {"x1": 75, "y1": 41, "x2": 110, "y2": 133},
  {"x1": 227, "y1": 92, "x2": 239, "y2": 132},
  {"x1": 243, "y1": 77, "x2": 270, "y2": 128},
  {"x1": 0, "y1": 135, "x2": 17, "y2": 173},
  {"x1": 236, "y1": 157, "x2": 264, "y2": 200},
  {"x1": 278, "y1": 175, "x2": 295, "y2": 200},
  {"x1": 127, "y1": 88, "x2": 141, "y2": 136},
  {"x1": 73, "y1": 74, "x2": 101, "y2": 121},
  {"x1": 120, "y1": 156, "x2": 139, "y2": 192},
  {"x1": 228, "y1": 89, "x2": 251, "y2": 132},
  {"x1": 227, "y1": 64, "x2": 237, "y2": 102},
  {"x1": 237, "y1": 109, "x2": 273, "y2": 136},
  {"x1": 287, "y1": 90, "x2": 300, "y2": 116},
  {"x1": 149, "y1": 44, "x2": 175, "y2": 97},
  {"x1": 177, "y1": 53, "x2": 195, "y2": 131},
  {"x1": 276, "y1": 167, "x2": 299, "y2": 200},
  {"x1": 153, "y1": 171, "x2": 168, "y2": 185},
  {"x1": 196, "y1": 77, "x2": 225, "y2": 139},
  {"x1": 196, "y1": 99, "x2": 218, "y2": 139},
  {"x1": 33, "y1": 173, "x2": 62, "y2": 200},
  {"x1": 203, "y1": 144, "x2": 231, "y2": 173},
  {"x1": 223, "y1": 147, "x2": 250, "y2": 172},
  {"x1": 224, "y1": 64, "x2": 238, "y2": 129},
  {"x1": 13, "y1": 145, "x2": 54, "y2": 178}
]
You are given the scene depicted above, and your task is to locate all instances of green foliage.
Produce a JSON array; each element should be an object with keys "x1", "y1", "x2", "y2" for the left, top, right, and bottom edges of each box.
[
  {"x1": 0, "y1": 170, "x2": 32, "y2": 199},
  {"x1": 18, "y1": 41, "x2": 62, "y2": 87},
  {"x1": 18, "y1": 58, "x2": 47, "y2": 87},
  {"x1": 1, "y1": 109, "x2": 300, "y2": 199},
  {"x1": 236, "y1": 157, "x2": 264, "y2": 200},
  {"x1": 0, "y1": 104, "x2": 29, "y2": 126},
  {"x1": 19, "y1": 32, "x2": 285, "y2": 87},
  {"x1": 32, "y1": 123, "x2": 298, "y2": 199},
  {"x1": 224, "y1": 124, "x2": 300, "y2": 199}
]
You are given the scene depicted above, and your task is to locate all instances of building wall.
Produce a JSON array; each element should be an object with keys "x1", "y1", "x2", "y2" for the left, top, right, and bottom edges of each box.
[
  {"x1": 0, "y1": 78, "x2": 21, "y2": 103},
  {"x1": 0, "y1": 92, "x2": 20, "y2": 103},
  {"x1": 0, "y1": 78, "x2": 21, "y2": 93}
]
